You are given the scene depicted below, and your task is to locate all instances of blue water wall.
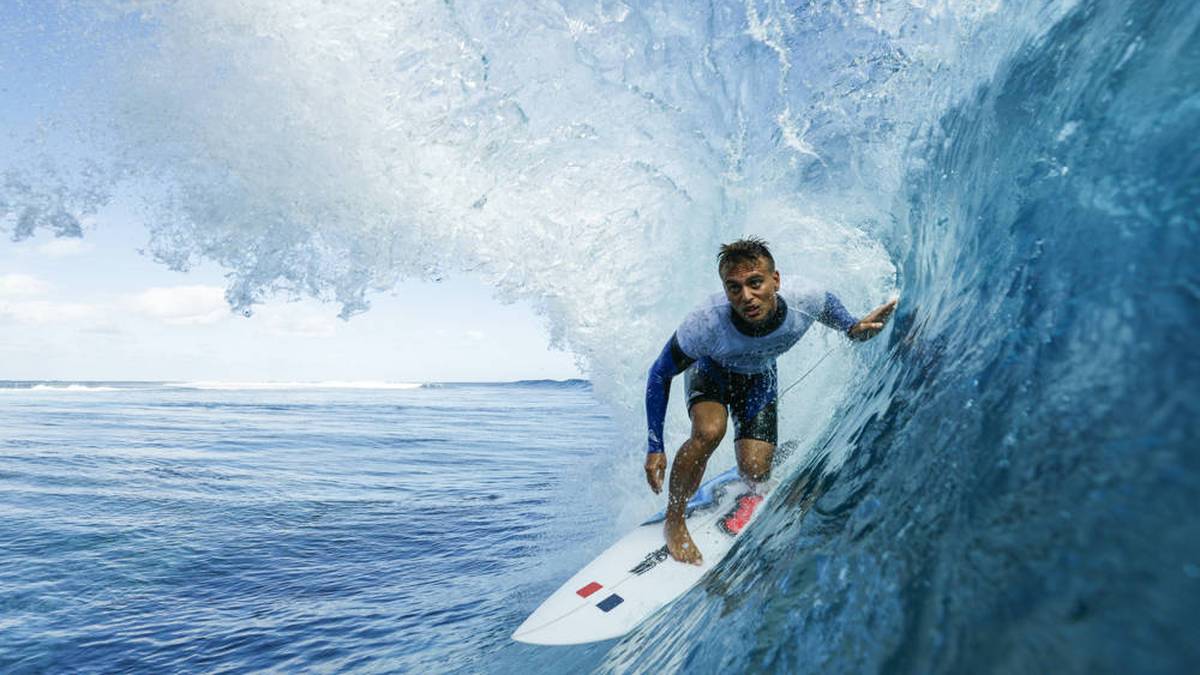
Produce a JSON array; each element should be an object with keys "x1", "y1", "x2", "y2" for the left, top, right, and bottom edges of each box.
[
  {"x1": 607, "y1": 2, "x2": 1199, "y2": 672},
  {"x1": 2, "y1": 1, "x2": 1196, "y2": 672}
]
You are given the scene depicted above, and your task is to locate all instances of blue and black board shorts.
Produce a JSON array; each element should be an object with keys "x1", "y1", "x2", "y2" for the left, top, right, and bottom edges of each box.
[{"x1": 684, "y1": 357, "x2": 778, "y2": 446}]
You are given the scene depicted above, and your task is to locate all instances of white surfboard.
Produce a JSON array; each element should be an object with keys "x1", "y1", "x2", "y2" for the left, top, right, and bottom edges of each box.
[{"x1": 512, "y1": 464, "x2": 774, "y2": 645}]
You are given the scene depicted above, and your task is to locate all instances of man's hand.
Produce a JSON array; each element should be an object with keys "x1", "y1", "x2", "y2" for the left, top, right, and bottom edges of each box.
[
  {"x1": 644, "y1": 452, "x2": 666, "y2": 493},
  {"x1": 848, "y1": 298, "x2": 898, "y2": 341}
]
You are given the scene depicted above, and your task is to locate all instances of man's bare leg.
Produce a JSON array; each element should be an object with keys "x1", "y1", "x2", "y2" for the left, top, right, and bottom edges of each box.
[
  {"x1": 735, "y1": 438, "x2": 775, "y2": 485},
  {"x1": 665, "y1": 401, "x2": 726, "y2": 564}
]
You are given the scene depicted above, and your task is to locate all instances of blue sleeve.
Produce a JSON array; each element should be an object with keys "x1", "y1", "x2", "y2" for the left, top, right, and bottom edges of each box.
[
  {"x1": 817, "y1": 292, "x2": 859, "y2": 334},
  {"x1": 645, "y1": 334, "x2": 696, "y2": 454}
]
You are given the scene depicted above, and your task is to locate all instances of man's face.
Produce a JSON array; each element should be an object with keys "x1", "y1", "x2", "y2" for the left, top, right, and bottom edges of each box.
[{"x1": 721, "y1": 257, "x2": 781, "y2": 325}]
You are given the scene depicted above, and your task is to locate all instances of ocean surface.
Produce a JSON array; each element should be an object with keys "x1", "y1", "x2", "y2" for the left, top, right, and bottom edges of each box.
[
  {"x1": 0, "y1": 380, "x2": 623, "y2": 672},
  {"x1": 2, "y1": 0, "x2": 1198, "y2": 672}
]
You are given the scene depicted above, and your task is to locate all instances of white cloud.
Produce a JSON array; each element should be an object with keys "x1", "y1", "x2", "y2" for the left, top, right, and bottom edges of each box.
[
  {"x1": 0, "y1": 300, "x2": 103, "y2": 324},
  {"x1": 130, "y1": 285, "x2": 229, "y2": 326},
  {"x1": 0, "y1": 273, "x2": 51, "y2": 297},
  {"x1": 36, "y1": 238, "x2": 92, "y2": 257}
]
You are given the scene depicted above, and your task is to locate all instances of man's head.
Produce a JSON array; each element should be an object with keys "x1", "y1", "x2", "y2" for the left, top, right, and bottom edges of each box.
[{"x1": 718, "y1": 237, "x2": 780, "y2": 325}]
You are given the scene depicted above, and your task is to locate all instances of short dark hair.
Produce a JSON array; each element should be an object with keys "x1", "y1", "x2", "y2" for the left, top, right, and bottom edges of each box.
[{"x1": 718, "y1": 237, "x2": 775, "y2": 275}]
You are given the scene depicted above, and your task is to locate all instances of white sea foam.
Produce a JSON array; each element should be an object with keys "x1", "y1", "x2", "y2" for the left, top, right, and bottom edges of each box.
[
  {"x1": 169, "y1": 381, "x2": 424, "y2": 391},
  {"x1": 27, "y1": 384, "x2": 122, "y2": 392}
]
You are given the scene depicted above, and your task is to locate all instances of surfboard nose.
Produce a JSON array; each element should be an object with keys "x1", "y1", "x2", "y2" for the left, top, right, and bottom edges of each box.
[{"x1": 513, "y1": 466, "x2": 771, "y2": 645}]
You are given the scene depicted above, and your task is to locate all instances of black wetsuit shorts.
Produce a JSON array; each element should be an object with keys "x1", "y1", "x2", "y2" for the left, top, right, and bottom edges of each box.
[{"x1": 684, "y1": 357, "x2": 778, "y2": 446}]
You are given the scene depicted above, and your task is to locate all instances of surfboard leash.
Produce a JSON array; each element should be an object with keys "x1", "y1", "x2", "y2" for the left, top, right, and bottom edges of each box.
[{"x1": 777, "y1": 345, "x2": 837, "y2": 401}]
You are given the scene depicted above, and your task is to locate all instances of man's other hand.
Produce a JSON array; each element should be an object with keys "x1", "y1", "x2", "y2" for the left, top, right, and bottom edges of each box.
[
  {"x1": 645, "y1": 452, "x2": 666, "y2": 493},
  {"x1": 849, "y1": 298, "x2": 898, "y2": 341}
]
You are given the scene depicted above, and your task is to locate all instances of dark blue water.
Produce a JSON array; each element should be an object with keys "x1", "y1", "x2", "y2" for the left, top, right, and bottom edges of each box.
[
  {"x1": 0, "y1": 381, "x2": 616, "y2": 672},
  {"x1": 608, "y1": 2, "x2": 1200, "y2": 673}
]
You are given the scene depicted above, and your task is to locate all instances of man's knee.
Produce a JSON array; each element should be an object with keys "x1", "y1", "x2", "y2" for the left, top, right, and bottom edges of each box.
[
  {"x1": 688, "y1": 402, "x2": 727, "y2": 451},
  {"x1": 737, "y1": 440, "x2": 774, "y2": 481},
  {"x1": 690, "y1": 421, "x2": 725, "y2": 450},
  {"x1": 741, "y1": 460, "x2": 770, "y2": 482}
]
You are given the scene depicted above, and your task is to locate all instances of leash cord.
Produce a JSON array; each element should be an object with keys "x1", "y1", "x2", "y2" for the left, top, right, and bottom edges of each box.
[{"x1": 778, "y1": 346, "x2": 837, "y2": 401}]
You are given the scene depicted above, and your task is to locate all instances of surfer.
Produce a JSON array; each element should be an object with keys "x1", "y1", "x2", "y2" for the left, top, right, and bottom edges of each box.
[{"x1": 644, "y1": 238, "x2": 896, "y2": 564}]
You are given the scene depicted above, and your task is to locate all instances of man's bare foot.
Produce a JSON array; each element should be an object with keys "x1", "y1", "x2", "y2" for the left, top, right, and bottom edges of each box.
[{"x1": 665, "y1": 518, "x2": 703, "y2": 565}]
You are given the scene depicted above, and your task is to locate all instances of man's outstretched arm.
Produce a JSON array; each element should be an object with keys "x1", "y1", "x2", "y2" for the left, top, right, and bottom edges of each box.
[
  {"x1": 815, "y1": 292, "x2": 897, "y2": 342},
  {"x1": 644, "y1": 334, "x2": 695, "y2": 493},
  {"x1": 847, "y1": 298, "x2": 898, "y2": 341},
  {"x1": 815, "y1": 292, "x2": 859, "y2": 333}
]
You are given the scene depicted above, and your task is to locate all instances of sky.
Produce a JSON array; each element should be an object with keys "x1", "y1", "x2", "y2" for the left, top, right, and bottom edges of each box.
[
  {"x1": 0, "y1": 4, "x2": 584, "y2": 383},
  {"x1": 0, "y1": 208, "x2": 583, "y2": 383}
]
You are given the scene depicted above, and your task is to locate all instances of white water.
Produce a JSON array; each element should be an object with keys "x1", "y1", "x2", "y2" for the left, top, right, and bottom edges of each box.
[{"x1": 3, "y1": 0, "x2": 1071, "y2": 501}]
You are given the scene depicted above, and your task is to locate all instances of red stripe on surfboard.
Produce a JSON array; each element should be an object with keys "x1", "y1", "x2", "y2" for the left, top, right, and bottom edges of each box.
[
  {"x1": 722, "y1": 494, "x2": 764, "y2": 534},
  {"x1": 576, "y1": 581, "x2": 603, "y2": 598}
]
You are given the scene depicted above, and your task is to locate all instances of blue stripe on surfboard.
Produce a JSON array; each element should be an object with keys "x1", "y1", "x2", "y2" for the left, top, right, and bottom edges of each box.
[{"x1": 596, "y1": 594, "x2": 624, "y2": 612}]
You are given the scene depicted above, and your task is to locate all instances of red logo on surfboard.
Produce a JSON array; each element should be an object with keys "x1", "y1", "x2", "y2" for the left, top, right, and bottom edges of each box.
[
  {"x1": 576, "y1": 581, "x2": 603, "y2": 598},
  {"x1": 720, "y1": 493, "x2": 763, "y2": 535}
]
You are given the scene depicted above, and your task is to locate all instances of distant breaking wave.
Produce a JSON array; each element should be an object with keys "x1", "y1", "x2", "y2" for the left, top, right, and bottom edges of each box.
[
  {"x1": 169, "y1": 381, "x2": 426, "y2": 391},
  {"x1": 0, "y1": 382, "x2": 155, "y2": 392},
  {"x1": 28, "y1": 384, "x2": 122, "y2": 392},
  {"x1": 31, "y1": 381, "x2": 120, "y2": 391}
]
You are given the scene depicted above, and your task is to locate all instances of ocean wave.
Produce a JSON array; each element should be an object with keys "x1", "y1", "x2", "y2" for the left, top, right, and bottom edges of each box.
[
  {"x1": 167, "y1": 381, "x2": 426, "y2": 391},
  {"x1": 1, "y1": 0, "x2": 1194, "y2": 671},
  {"x1": 0, "y1": 382, "x2": 139, "y2": 392},
  {"x1": 30, "y1": 384, "x2": 123, "y2": 392}
]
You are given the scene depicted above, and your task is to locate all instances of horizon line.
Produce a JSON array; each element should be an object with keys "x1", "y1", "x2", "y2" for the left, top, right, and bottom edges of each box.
[{"x1": 0, "y1": 378, "x2": 591, "y2": 385}]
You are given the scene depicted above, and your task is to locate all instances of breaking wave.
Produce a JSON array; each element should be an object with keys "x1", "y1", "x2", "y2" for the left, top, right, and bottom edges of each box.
[{"x1": 2, "y1": 0, "x2": 1195, "y2": 671}]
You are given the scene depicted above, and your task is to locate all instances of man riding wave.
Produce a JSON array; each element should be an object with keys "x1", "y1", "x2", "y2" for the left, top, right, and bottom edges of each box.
[{"x1": 644, "y1": 237, "x2": 896, "y2": 564}]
